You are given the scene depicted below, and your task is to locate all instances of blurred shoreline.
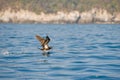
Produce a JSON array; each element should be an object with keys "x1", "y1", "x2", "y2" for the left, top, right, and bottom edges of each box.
[{"x1": 0, "y1": 8, "x2": 120, "y2": 24}]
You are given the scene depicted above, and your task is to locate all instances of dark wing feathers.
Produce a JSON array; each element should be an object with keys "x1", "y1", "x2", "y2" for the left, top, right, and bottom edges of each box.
[
  {"x1": 44, "y1": 36, "x2": 50, "y2": 44},
  {"x1": 36, "y1": 35, "x2": 50, "y2": 46},
  {"x1": 36, "y1": 35, "x2": 45, "y2": 46}
]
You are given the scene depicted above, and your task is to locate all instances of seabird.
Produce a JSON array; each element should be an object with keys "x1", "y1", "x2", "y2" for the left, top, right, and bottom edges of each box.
[{"x1": 36, "y1": 35, "x2": 52, "y2": 51}]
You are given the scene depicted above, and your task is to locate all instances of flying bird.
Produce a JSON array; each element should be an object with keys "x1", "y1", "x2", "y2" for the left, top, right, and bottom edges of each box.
[{"x1": 36, "y1": 35, "x2": 52, "y2": 51}]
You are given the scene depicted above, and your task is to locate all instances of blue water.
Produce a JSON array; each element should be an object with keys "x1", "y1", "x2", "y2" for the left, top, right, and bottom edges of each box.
[{"x1": 0, "y1": 23, "x2": 120, "y2": 80}]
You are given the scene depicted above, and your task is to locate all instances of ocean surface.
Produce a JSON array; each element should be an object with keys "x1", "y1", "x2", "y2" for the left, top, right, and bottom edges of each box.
[{"x1": 0, "y1": 23, "x2": 120, "y2": 80}]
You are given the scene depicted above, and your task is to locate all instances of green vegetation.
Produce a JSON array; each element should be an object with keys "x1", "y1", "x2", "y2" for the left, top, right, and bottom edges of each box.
[{"x1": 0, "y1": 0, "x2": 120, "y2": 14}]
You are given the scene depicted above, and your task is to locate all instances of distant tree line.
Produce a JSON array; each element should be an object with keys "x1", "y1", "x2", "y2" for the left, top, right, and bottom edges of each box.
[{"x1": 0, "y1": 0, "x2": 120, "y2": 14}]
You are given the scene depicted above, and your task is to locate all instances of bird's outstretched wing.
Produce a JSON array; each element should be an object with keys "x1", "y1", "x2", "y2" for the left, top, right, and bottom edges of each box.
[
  {"x1": 44, "y1": 36, "x2": 50, "y2": 45},
  {"x1": 36, "y1": 35, "x2": 45, "y2": 46}
]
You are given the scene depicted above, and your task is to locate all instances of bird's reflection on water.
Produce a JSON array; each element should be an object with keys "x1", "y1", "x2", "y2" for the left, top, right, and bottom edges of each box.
[
  {"x1": 42, "y1": 51, "x2": 51, "y2": 57},
  {"x1": 37, "y1": 51, "x2": 52, "y2": 63}
]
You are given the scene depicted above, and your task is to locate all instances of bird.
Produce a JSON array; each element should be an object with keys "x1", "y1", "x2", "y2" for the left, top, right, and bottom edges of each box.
[{"x1": 35, "y1": 35, "x2": 52, "y2": 51}]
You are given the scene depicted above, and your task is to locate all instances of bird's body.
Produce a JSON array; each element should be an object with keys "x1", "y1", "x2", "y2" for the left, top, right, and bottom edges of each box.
[{"x1": 36, "y1": 35, "x2": 52, "y2": 51}]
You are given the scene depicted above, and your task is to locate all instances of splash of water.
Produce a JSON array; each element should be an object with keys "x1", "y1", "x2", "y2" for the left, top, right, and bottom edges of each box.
[{"x1": 1, "y1": 49, "x2": 9, "y2": 55}]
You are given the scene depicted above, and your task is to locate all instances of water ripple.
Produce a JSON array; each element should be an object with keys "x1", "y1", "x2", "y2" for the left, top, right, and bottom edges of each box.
[{"x1": 0, "y1": 24, "x2": 120, "y2": 80}]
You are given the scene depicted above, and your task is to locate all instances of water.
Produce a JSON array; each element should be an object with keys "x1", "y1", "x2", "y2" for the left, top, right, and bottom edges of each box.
[{"x1": 0, "y1": 23, "x2": 120, "y2": 80}]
